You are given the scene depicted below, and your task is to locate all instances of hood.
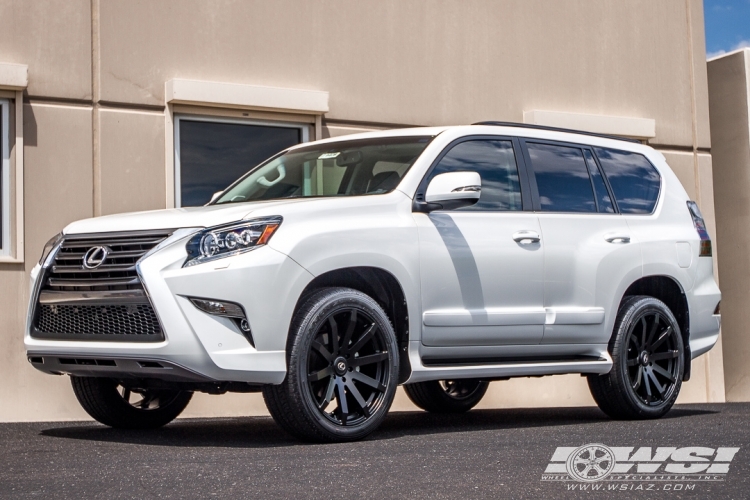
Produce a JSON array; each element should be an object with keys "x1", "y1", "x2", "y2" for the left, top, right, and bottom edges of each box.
[{"x1": 62, "y1": 199, "x2": 315, "y2": 234}]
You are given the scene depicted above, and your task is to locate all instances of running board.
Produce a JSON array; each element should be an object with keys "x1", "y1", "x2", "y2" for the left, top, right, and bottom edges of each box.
[{"x1": 405, "y1": 351, "x2": 613, "y2": 384}]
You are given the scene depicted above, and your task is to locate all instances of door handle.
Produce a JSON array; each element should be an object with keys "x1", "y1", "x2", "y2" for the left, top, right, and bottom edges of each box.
[
  {"x1": 513, "y1": 230, "x2": 541, "y2": 245},
  {"x1": 605, "y1": 235, "x2": 631, "y2": 244}
]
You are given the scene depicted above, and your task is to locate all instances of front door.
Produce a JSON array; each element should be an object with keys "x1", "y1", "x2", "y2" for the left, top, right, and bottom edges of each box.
[{"x1": 415, "y1": 137, "x2": 545, "y2": 347}]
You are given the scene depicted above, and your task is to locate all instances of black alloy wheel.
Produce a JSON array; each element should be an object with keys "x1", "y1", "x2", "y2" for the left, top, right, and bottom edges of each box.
[
  {"x1": 404, "y1": 379, "x2": 489, "y2": 413},
  {"x1": 588, "y1": 296, "x2": 684, "y2": 419},
  {"x1": 305, "y1": 307, "x2": 391, "y2": 426},
  {"x1": 70, "y1": 376, "x2": 193, "y2": 429},
  {"x1": 625, "y1": 311, "x2": 681, "y2": 405},
  {"x1": 263, "y1": 287, "x2": 399, "y2": 442}
]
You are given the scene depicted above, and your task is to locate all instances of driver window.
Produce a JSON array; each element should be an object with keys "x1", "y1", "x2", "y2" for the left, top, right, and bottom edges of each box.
[{"x1": 426, "y1": 140, "x2": 522, "y2": 211}]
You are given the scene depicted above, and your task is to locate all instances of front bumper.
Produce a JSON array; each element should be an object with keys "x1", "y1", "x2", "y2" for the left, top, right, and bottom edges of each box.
[{"x1": 25, "y1": 230, "x2": 314, "y2": 385}]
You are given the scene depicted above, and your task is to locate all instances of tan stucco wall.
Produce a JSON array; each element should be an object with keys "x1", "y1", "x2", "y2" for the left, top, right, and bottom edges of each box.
[
  {"x1": 708, "y1": 50, "x2": 750, "y2": 402},
  {"x1": 0, "y1": 0, "x2": 724, "y2": 422}
]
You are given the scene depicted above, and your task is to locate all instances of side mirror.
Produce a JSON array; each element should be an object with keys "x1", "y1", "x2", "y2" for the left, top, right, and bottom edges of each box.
[
  {"x1": 209, "y1": 191, "x2": 223, "y2": 204},
  {"x1": 419, "y1": 171, "x2": 481, "y2": 212}
]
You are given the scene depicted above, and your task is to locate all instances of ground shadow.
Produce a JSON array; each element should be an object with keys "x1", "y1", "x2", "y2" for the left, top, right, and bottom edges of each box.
[{"x1": 39, "y1": 404, "x2": 720, "y2": 450}]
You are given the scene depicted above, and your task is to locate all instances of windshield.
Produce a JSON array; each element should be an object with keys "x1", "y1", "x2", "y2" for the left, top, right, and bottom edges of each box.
[{"x1": 214, "y1": 136, "x2": 433, "y2": 204}]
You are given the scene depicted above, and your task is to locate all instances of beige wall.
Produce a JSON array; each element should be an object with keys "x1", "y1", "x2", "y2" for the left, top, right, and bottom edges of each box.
[
  {"x1": 0, "y1": 0, "x2": 724, "y2": 421},
  {"x1": 708, "y1": 50, "x2": 750, "y2": 402}
]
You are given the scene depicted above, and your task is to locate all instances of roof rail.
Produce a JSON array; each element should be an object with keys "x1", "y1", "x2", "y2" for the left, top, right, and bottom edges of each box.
[{"x1": 471, "y1": 121, "x2": 641, "y2": 144}]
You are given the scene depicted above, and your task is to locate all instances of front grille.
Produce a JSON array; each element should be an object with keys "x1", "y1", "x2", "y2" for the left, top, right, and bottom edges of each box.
[
  {"x1": 31, "y1": 230, "x2": 172, "y2": 342},
  {"x1": 36, "y1": 304, "x2": 163, "y2": 340},
  {"x1": 44, "y1": 230, "x2": 171, "y2": 292}
]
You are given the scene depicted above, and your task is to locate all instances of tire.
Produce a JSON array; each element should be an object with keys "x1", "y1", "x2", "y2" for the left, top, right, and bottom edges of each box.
[
  {"x1": 263, "y1": 287, "x2": 399, "y2": 442},
  {"x1": 70, "y1": 376, "x2": 193, "y2": 429},
  {"x1": 588, "y1": 296, "x2": 684, "y2": 420},
  {"x1": 404, "y1": 379, "x2": 489, "y2": 413}
]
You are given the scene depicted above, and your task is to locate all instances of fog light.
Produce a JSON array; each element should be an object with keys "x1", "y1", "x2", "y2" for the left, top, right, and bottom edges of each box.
[
  {"x1": 188, "y1": 297, "x2": 255, "y2": 347},
  {"x1": 189, "y1": 297, "x2": 245, "y2": 318}
]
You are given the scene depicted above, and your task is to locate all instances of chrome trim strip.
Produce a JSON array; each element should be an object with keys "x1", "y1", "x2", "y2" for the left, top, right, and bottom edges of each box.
[{"x1": 39, "y1": 289, "x2": 148, "y2": 305}]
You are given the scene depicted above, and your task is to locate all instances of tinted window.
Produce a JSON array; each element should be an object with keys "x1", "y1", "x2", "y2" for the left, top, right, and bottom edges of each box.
[
  {"x1": 594, "y1": 147, "x2": 661, "y2": 214},
  {"x1": 179, "y1": 120, "x2": 302, "y2": 207},
  {"x1": 527, "y1": 143, "x2": 596, "y2": 213},
  {"x1": 426, "y1": 140, "x2": 522, "y2": 211},
  {"x1": 584, "y1": 149, "x2": 615, "y2": 213}
]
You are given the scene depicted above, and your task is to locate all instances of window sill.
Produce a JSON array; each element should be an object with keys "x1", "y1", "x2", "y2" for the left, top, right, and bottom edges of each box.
[{"x1": 0, "y1": 256, "x2": 23, "y2": 264}]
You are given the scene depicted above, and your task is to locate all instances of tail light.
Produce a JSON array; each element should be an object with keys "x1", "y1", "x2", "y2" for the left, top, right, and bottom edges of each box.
[{"x1": 687, "y1": 201, "x2": 712, "y2": 257}]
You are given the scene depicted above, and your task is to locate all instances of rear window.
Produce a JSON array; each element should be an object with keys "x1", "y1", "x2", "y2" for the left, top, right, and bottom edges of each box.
[{"x1": 594, "y1": 148, "x2": 661, "y2": 214}]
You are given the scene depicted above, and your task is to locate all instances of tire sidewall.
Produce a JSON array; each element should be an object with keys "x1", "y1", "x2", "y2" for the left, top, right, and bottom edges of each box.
[
  {"x1": 613, "y1": 298, "x2": 684, "y2": 417},
  {"x1": 289, "y1": 288, "x2": 399, "y2": 440}
]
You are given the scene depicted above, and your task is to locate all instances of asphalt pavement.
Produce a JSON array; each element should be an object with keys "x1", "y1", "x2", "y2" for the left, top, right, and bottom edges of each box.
[{"x1": 0, "y1": 403, "x2": 748, "y2": 499}]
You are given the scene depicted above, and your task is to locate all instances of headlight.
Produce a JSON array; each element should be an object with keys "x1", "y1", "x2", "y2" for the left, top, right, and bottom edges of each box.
[
  {"x1": 184, "y1": 217, "x2": 282, "y2": 267},
  {"x1": 39, "y1": 232, "x2": 63, "y2": 265}
]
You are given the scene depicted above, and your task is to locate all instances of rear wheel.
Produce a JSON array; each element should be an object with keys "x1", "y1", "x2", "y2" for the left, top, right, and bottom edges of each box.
[
  {"x1": 70, "y1": 376, "x2": 192, "y2": 429},
  {"x1": 263, "y1": 287, "x2": 399, "y2": 442},
  {"x1": 588, "y1": 296, "x2": 684, "y2": 419},
  {"x1": 404, "y1": 379, "x2": 489, "y2": 413}
]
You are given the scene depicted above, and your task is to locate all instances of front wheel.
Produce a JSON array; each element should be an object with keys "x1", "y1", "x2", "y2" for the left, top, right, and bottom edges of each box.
[
  {"x1": 588, "y1": 296, "x2": 684, "y2": 419},
  {"x1": 404, "y1": 379, "x2": 489, "y2": 413},
  {"x1": 263, "y1": 287, "x2": 399, "y2": 442},
  {"x1": 70, "y1": 376, "x2": 192, "y2": 429}
]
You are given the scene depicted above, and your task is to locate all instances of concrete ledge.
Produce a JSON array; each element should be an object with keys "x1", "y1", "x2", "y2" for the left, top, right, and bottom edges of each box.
[
  {"x1": 165, "y1": 79, "x2": 328, "y2": 114},
  {"x1": 0, "y1": 63, "x2": 28, "y2": 90},
  {"x1": 524, "y1": 110, "x2": 655, "y2": 139}
]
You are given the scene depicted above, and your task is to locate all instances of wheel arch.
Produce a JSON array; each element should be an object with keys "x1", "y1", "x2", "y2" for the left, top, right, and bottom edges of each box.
[
  {"x1": 293, "y1": 266, "x2": 411, "y2": 383},
  {"x1": 618, "y1": 275, "x2": 691, "y2": 381}
]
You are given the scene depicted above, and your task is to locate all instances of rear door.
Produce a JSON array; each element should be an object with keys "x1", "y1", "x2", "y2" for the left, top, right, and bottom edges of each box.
[{"x1": 522, "y1": 140, "x2": 642, "y2": 345}]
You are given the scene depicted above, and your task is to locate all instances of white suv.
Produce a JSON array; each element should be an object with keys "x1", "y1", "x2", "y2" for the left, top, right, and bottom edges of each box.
[{"x1": 26, "y1": 123, "x2": 721, "y2": 442}]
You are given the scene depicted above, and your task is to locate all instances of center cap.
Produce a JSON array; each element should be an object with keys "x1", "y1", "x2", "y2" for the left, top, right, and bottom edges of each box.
[
  {"x1": 333, "y1": 356, "x2": 348, "y2": 376},
  {"x1": 639, "y1": 351, "x2": 650, "y2": 366}
]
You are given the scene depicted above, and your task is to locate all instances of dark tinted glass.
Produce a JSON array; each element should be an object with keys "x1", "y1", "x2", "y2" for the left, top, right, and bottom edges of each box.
[
  {"x1": 427, "y1": 140, "x2": 522, "y2": 211},
  {"x1": 527, "y1": 143, "x2": 596, "y2": 213},
  {"x1": 594, "y1": 147, "x2": 660, "y2": 214},
  {"x1": 583, "y1": 149, "x2": 615, "y2": 213},
  {"x1": 179, "y1": 120, "x2": 301, "y2": 207}
]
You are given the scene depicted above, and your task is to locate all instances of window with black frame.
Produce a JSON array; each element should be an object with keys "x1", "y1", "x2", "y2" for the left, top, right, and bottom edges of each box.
[
  {"x1": 176, "y1": 118, "x2": 305, "y2": 207},
  {"x1": 526, "y1": 142, "x2": 597, "y2": 213},
  {"x1": 424, "y1": 139, "x2": 523, "y2": 211}
]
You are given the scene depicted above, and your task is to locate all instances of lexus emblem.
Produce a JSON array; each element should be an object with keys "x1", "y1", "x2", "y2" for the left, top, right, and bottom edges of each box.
[{"x1": 82, "y1": 246, "x2": 110, "y2": 269}]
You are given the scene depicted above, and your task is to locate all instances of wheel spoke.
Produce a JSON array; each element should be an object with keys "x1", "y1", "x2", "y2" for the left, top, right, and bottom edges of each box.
[
  {"x1": 346, "y1": 381, "x2": 370, "y2": 417},
  {"x1": 650, "y1": 326, "x2": 672, "y2": 351},
  {"x1": 342, "y1": 310, "x2": 357, "y2": 351},
  {"x1": 652, "y1": 363, "x2": 676, "y2": 383},
  {"x1": 650, "y1": 350, "x2": 679, "y2": 361},
  {"x1": 319, "y1": 376, "x2": 336, "y2": 410},
  {"x1": 640, "y1": 318, "x2": 648, "y2": 349},
  {"x1": 646, "y1": 313, "x2": 660, "y2": 348},
  {"x1": 632, "y1": 366, "x2": 643, "y2": 390},
  {"x1": 308, "y1": 366, "x2": 333, "y2": 382},
  {"x1": 348, "y1": 323, "x2": 378, "y2": 354},
  {"x1": 643, "y1": 369, "x2": 653, "y2": 400},
  {"x1": 335, "y1": 383, "x2": 349, "y2": 424},
  {"x1": 311, "y1": 341, "x2": 334, "y2": 362},
  {"x1": 328, "y1": 317, "x2": 339, "y2": 354},
  {"x1": 350, "y1": 352, "x2": 389, "y2": 368},
  {"x1": 351, "y1": 370, "x2": 387, "y2": 392},
  {"x1": 627, "y1": 357, "x2": 639, "y2": 366},
  {"x1": 647, "y1": 369, "x2": 665, "y2": 397},
  {"x1": 122, "y1": 388, "x2": 131, "y2": 402}
]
